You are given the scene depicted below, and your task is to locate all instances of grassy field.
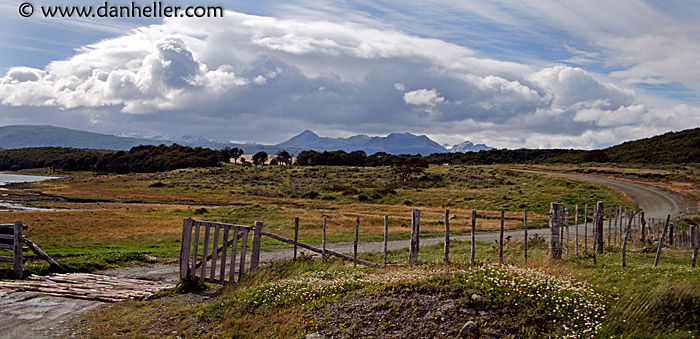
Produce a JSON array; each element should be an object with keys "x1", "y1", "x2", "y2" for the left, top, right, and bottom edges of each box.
[
  {"x1": 68, "y1": 237, "x2": 700, "y2": 338},
  {"x1": 0, "y1": 165, "x2": 636, "y2": 276}
]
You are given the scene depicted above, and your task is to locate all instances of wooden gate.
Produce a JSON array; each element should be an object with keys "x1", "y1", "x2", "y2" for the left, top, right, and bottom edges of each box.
[
  {"x1": 179, "y1": 218, "x2": 262, "y2": 284},
  {"x1": 0, "y1": 222, "x2": 27, "y2": 279}
]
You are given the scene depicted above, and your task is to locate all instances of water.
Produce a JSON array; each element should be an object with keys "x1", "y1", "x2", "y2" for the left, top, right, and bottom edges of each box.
[
  {"x1": 0, "y1": 173, "x2": 59, "y2": 186},
  {"x1": 0, "y1": 173, "x2": 60, "y2": 211}
]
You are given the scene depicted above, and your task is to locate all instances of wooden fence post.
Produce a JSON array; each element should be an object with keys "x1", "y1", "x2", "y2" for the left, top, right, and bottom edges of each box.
[
  {"x1": 383, "y1": 215, "x2": 388, "y2": 266},
  {"x1": 692, "y1": 226, "x2": 698, "y2": 269},
  {"x1": 574, "y1": 205, "x2": 579, "y2": 255},
  {"x1": 584, "y1": 204, "x2": 588, "y2": 253},
  {"x1": 250, "y1": 221, "x2": 263, "y2": 271},
  {"x1": 499, "y1": 209, "x2": 505, "y2": 264},
  {"x1": 550, "y1": 203, "x2": 562, "y2": 260},
  {"x1": 622, "y1": 212, "x2": 634, "y2": 267},
  {"x1": 180, "y1": 218, "x2": 193, "y2": 280},
  {"x1": 654, "y1": 215, "x2": 671, "y2": 268},
  {"x1": 608, "y1": 205, "x2": 613, "y2": 246},
  {"x1": 595, "y1": 201, "x2": 604, "y2": 254},
  {"x1": 639, "y1": 211, "x2": 647, "y2": 242},
  {"x1": 409, "y1": 210, "x2": 420, "y2": 265},
  {"x1": 354, "y1": 217, "x2": 359, "y2": 266},
  {"x1": 564, "y1": 207, "x2": 569, "y2": 258},
  {"x1": 524, "y1": 207, "x2": 528, "y2": 262},
  {"x1": 471, "y1": 210, "x2": 476, "y2": 264},
  {"x1": 13, "y1": 221, "x2": 23, "y2": 279},
  {"x1": 294, "y1": 217, "x2": 299, "y2": 261},
  {"x1": 322, "y1": 216, "x2": 327, "y2": 259},
  {"x1": 669, "y1": 222, "x2": 674, "y2": 246},
  {"x1": 444, "y1": 209, "x2": 450, "y2": 264}
]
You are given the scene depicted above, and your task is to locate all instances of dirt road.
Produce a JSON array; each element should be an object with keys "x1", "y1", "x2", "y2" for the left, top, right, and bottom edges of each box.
[{"x1": 517, "y1": 170, "x2": 694, "y2": 219}]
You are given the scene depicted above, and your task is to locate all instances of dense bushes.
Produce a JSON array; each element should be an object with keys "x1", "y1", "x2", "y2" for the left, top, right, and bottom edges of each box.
[{"x1": 0, "y1": 144, "x2": 222, "y2": 173}]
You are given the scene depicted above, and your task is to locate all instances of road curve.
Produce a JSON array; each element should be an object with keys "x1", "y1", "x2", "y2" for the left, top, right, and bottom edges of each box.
[{"x1": 517, "y1": 169, "x2": 693, "y2": 220}]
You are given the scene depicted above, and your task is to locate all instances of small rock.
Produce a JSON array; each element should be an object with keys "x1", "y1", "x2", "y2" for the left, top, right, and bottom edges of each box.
[
  {"x1": 458, "y1": 321, "x2": 478, "y2": 338},
  {"x1": 305, "y1": 334, "x2": 328, "y2": 339},
  {"x1": 459, "y1": 307, "x2": 477, "y2": 316}
]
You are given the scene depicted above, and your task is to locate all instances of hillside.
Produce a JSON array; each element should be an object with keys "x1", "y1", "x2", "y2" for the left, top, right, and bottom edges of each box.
[
  {"x1": 0, "y1": 125, "x2": 161, "y2": 150},
  {"x1": 604, "y1": 127, "x2": 700, "y2": 163}
]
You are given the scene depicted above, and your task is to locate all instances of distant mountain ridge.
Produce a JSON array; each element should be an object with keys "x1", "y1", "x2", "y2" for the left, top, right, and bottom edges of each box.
[
  {"x1": 444, "y1": 141, "x2": 494, "y2": 153},
  {"x1": 277, "y1": 130, "x2": 457, "y2": 155}
]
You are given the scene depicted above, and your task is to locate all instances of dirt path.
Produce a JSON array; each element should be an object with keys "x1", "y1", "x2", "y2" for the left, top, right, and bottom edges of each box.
[
  {"x1": 1, "y1": 171, "x2": 692, "y2": 338},
  {"x1": 517, "y1": 170, "x2": 694, "y2": 219}
]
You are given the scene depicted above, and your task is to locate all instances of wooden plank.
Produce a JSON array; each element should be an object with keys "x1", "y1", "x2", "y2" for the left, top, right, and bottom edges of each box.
[
  {"x1": 220, "y1": 225, "x2": 229, "y2": 282},
  {"x1": 574, "y1": 205, "x2": 579, "y2": 255},
  {"x1": 229, "y1": 228, "x2": 239, "y2": 283},
  {"x1": 595, "y1": 201, "x2": 604, "y2": 254},
  {"x1": 179, "y1": 218, "x2": 193, "y2": 280},
  {"x1": 692, "y1": 226, "x2": 698, "y2": 269},
  {"x1": 20, "y1": 236, "x2": 67, "y2": 272},
  {"x1": 0, "y1": 256, "x2": 13, "y2": 262},
  {"x1": 190, "y1": 221, "x2": 200, "y2": 280},
  {"x1": 238, "y1": 229, "x2": 248, "y2": 282},
  {"x1": 259, "y1": 231, "x2": 380, "y2": 267},
  {"x1": 408, "y1": 209, "x2": 420, "y2": 264},
  {"x1": 209, "y1": 224, "x2": 220, "y2": 282},
  {"x1": 0, "y1": 234, "x2": 14, "y2": 241},
  {"x1": 0, "y1": 224, "x2": 27, "y2": 230},
  {"x1": 14, "y1": 221, "x2": 23, "y2": 279},
  {"x1": 608, "y1": 205, "x2": 613, "y2": 246},
  {"x1": 444, "y1": 209, "x2": 450, "y2": 264},
  {"x1": 200, "y1": 224, "x2": 211, "y2": 282},
  {"x1": 249, "y1": 221, "x2": 263, "y2": 271},
  {"x1": 193, "y1": 220, "x2": 251, "y2": 230},
  {"x1": 640, "y1": 212, "x2": 646, "y2": 242},
  {"x1": 564, "y1": 207, "x2": 569, "y2": 258},
  {"x1": 584, "y1": 204, "x2": 588, "y2": 253}
]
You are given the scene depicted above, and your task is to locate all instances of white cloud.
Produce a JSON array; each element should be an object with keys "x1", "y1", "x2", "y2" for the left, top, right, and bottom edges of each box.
[
  {"x1": 403, "y1": 88, "x2": 444, "y2": 106},
  {"x1": 0, "y1": 9, "x2": 698, "y2": 148}
]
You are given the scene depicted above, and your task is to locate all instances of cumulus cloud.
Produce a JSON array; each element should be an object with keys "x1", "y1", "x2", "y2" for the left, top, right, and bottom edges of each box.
[{"x1": 0, "y1": 9, "x2": 697, "y2": 148}]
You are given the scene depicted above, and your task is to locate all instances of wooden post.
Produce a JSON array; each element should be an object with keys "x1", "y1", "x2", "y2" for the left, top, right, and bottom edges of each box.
[
  {"x1": 200, "y1": 224, "x2": 210, "y2": 282},
  {"x1": 613, "y1": 207, "x2": 619, "y2": 246},
  {"x1": 669, "y1": 222, "x2": 674, "y2": 246},
  {"x1": 499, "y1": 209, "x2": 505, "y2": 264},
  {"x1": 322, "y1": 216, "x2": 327, "y2": 259},
  {"x1": 409, "y1": 210, "x2": 420, "y2": 265},
  {"x1": 471, "y1": 210, "x2": 476, "y2": 264},
  {"x1": 250, "y1": 221, "x2": 263, "y2": 271},
  {"x1": 294, "y1": 217, "x2": 299, "y2": 261},
  {"x1": 595, "y1": 201, "x2": 604, "y2": 254},
  {"x1": 238, "y1": 229, "x2": 248, "y2": 282},
  {"x1": 13, "y1": 221, "x2": 23, "y2": 279},
  {"x1": 640, "y1": 212, "x2": 646, "y2": 243},
  {"x1": 564, "y1": 207, "x2": 569, "y2": 258},
  {"x1": 354, "y1": 217, "x2": 360, "y2": 266},
  {"x1": 220, "y1": 225, "x2": 229, "y2": 283},
  {"x1": 584, "y1": 204, "x2": 588, "y2": 253},
  {"x1": 608, "y1": 205, "x2": 613, "y2": 246},
  {"x1": 549, "y1": 203, "x2": 562, "y2": 260},
  {"x1": 622, "y1": 212, "x2": 633, "y2": 267},
  {"x1": 444, "y1": 209, "x2": 450, "y2": 264},
  {"x1": 180, "y1": 218, "x2": 193, "y2": 280},
  {"x1": 574, "y1": 205, "x2": 579, "y2": 255},
  {"x1": 210, "y1": 224, "x2": 220, "y2": 281},
  {"x1": 654, "y1": 215, "x2": 671, "y2": 268},
  {"x1": 190, "y1": 221, "x2": 200, "y2": 280},
  {"x1": 383, "y1": 215, "x2": 388, "y2": 265},
  {"x1": 228, "y1": 228, "x2": 239, "y2": 282},
  {"x1": 692, "y1": 226, "x2": 699, "y2": 269},
  {"x1": 524, "y1": 207, "x2": 528, "y2": 262}
]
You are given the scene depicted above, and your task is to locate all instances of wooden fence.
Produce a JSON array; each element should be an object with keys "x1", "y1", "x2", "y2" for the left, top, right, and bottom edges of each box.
[
  {"x1": 0, "y1": 222, "x2": 27, "y2": 279},
  {"x1": 180, "y1": 202, "x2": 697, "y2": 284}
]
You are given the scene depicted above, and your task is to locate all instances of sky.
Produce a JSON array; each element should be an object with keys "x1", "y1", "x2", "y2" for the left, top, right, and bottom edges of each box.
[{"x1": 1, "y1": 0, "x2": 699, "y2": 149}]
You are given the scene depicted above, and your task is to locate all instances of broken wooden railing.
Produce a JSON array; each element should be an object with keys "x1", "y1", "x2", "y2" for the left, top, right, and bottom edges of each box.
[{"x1": 0, "y1": 222, "x2": 27, "y2": 279}]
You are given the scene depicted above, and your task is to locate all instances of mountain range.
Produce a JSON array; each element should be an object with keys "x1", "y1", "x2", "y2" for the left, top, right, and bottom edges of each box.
[{"x1": 0, "y1": 125, "x2": 493, "y2": 155}]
